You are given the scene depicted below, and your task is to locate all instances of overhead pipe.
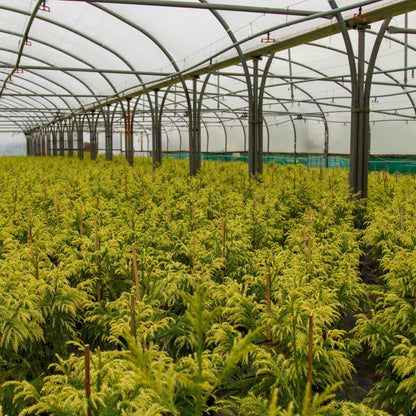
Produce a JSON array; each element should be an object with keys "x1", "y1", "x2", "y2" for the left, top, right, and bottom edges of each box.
[
  {"x1": 56, "y1": 0, "x2": 327, "y2": 17},
  {"x1": 388, "y1": 26, "x2": 416, "y2": 35}
]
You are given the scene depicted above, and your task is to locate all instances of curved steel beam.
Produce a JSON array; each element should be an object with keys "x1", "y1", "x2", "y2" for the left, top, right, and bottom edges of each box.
[
  {"x1": 328, "y1": 0, "x2": 359, "y2": 195},
  {"x1": 361, "y1": 18, "x2": 392, "y2": 196},
  {"x1": 58, "y1": 1, "x2": 326, "y2": 17},
  {"x1": 89, "y1": 3, "x2": 194, "y2": 166},
  {"x1": 209, "y1": 70, "x2": 300, "y2": 163},
  {"x1": 308, "y1": 41, "x2": 416, "y2": 114},
  {"x1": 0, "y1": 5, "x2": 137, "y2": 123},
  {"x1": 0, "y1": 113, "x2": 28, "y2": 132},
  {"x1": 89, "y1": 0, "x2": 390, "y2": 105},
  {"x1": 0, "y1": 29, "x2": 115, "y2": 109},
  {"x1": 0, "y1": 67, "x2": 66, "y2": 124},
  {"x1": 123, "y1": 80, "x2": 246, "y2": 164},
  {"x1": 0, "y1": 1, "x2": 43, "y2": 97},
  {"x1": 0, "y1": 96, "x2": 52, "y2": 130},
  {"x1": 159, "y1": 82, "x2": 248, "y2": 155},
  {"x1": 0, "y1": 49, "x2": 93, "y2": 114},
  {"x1": 0, "y1": 96, "x2": 49, "y2": 128},
  {"x1": 0, "y1": 21, "x2": 123, "y2": 134}
]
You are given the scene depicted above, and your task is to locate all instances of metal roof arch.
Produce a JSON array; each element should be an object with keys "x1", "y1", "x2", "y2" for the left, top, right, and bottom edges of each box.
[
  {"x1": 0, "y1": 47, "x2": 94, "y2": 114},
  {"x1": 307, "y1": 41, "x2": 416, "y2": 115},
  {"x1": 0, "y1": 28, "x2": 122, "y2": 109},
  {"x1": 0, "y1": 77, "x2": 59, "y2": 127},
  {"x1": 0, "y1": 7, "x2": 133, "y2": 120},
  {"x1": 0, "y1": 4, "x2": 147, "y2": 115}
]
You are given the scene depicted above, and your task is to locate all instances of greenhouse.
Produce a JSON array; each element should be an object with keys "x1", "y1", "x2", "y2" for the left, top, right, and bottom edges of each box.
[
  {"x1": 1, "y1": 1, "x2": 416, "y2": 415},
  {"x1": 0, "y1": 0, "x2": 415, "y2": 192}
]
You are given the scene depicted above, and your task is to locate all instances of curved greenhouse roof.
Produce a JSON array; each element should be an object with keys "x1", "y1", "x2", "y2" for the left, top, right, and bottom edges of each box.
[
  {"x1": 1, "y1": 0, "x2": 416, "y2": 194},
  {"x1": 0, "y1": 0, "x2": 414, "y2": 125}
]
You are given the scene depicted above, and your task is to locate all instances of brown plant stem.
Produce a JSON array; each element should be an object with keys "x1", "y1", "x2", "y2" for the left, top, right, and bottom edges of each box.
[
  {"x1": 84, "y1": 345, "x2": 92, "y2": 416},
  {"x1": 94, "y1": 216, "x2": 101, "y2": 303},
  {"x1": 132, "y1": 244, "x2": 141, "y2": 302},
  {"x1": 80, "y1": 202, "x2": 83, "y2": 236},
  {"x1": 308, "y1": 314, "x2": 314, "y2": 411},
  {"x1": 266, "y1": 270, "x2": 271, "y2": 350},
  {"x1": 55, "y1": 191, "x2": 59, "y2": 227}
]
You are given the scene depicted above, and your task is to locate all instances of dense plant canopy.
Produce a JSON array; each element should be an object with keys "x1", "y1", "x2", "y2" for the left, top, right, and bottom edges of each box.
[{"x1": 0, "y1": 156, "x2": 414, "y2": 415}]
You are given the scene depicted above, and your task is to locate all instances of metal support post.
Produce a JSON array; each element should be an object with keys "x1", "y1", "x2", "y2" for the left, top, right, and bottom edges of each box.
[
  {"x1": 59, "y1": 123, "x2": 65, "y2": 157},
  {"x1": 32, "y1": 132, "x2": 36, "y2": 156},
  {"x1": 291, "y1": 121, "x2": 297, "y2": 165},
  {"x1": 26, "y1": 133, "x2": 31, "y2": 156},
  {"x1": 330, "y1": 1, "x2": 390, "y2": 201},
  {"x1": 52, "y1": 128, "x2": 58, "y2": 156},
  {"x1": 38, "y1": 129, "x2": 43, "y2": 156},
  {"x1": 90, "y1": 130, "x2": 97, "y2": 160},
  {"x1": 255, "y1": 61, "x2": 263, "y2": 176},
  {"x1": 46, "y1": 129, "x2": 51, "y2": 156},
  {"x1": 249, "y1": 57, "x2": 263, "y2": 178},
  {"x1": 31, "y1": 133, "x2": 35, "y2": 156},
  {"x1": 189, "y1": 87, "x2": 194, "y2": 173},
  {"x1": 30, "y1": 132, "x2": 34, "y2": 156},
  {"x1": 248, "y1": 76, "x2": 255, "y2": 175},
  {"x1": 125, "y1": 98, "x2": 134, "y2": 166},
  {"x1": 356, "y1": 24, "x2": 366, "y2": 197},
  {"x1": 105, "y1": 105, "x2": 113, "y2": 161},
  {"x1": 67, "y1": 120, "x2": 74, "y2": 157},
  {"x1": 329, "y1": 1, "x2": 364, "y2": 199},
  {"x1": 76, "y1": 115, "x2": 84, "y2": 160},
  {"x1": 41, "y1": 129, "x2": 46, "y2": 156},
  {"x1": 324, "y1": 121, "x2": 329, "y2": 168},
  {"x1": 224, "y1": 121, "x2": 228, "y2": 160},
  {"x1": 254, "y1": 58, "x2": 259, "y2": 173},
  {"x1": 196, "y1": 84, "x2": 202, "y2": 171},
  {"x1": 90, "y1": 111, "x2": 98, "y2": 160},
  {"x1": 36, "y1": 131, "x2": 41, "y2": 156},
  {"x1": 363, "y1": 19, "x2": 391, "y2": 198},
  {"x1": 349, "y1": 84, "x2": 359, "y2": 197},
  {"x1": 152, "y1": 91, "x2": 162, "y2": 169},
  {"x1": 31, "y1": 132, "x2": 36, "y2": 156},
  {"x1": 32, "y1": 132, "x2": 37, "y2": 156},
  {"x1": 190, "y1": 76, "x2": 201, "y2": 176}
]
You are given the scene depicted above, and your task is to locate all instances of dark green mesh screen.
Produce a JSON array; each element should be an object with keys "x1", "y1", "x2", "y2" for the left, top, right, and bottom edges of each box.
[{"x1": 162, "y1": 152, "x2": 416, "y2": 173}]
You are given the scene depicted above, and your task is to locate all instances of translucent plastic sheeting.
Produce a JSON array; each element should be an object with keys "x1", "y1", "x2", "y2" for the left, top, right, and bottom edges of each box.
[
  {"x1": 0, "y1": 0, "x2": 415, "y2": 147},
  {"x1": 0, "y1": 132, "x2": 26, "y2": 155}
]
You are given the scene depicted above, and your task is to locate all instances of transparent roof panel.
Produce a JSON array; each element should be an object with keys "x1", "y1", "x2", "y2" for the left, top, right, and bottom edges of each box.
[
  {"x1": 103, "y1": 3, "x2": 229, "y2": 68},
  {"x1": 1, "y1": 7, "x2": 32, "y2": 37},
  {"x1": 0, "y1": 0, "x2": 415, "y2": 139},
  {"x1": 0, "y1": 32, "x2": 21, "y2": 63}
]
